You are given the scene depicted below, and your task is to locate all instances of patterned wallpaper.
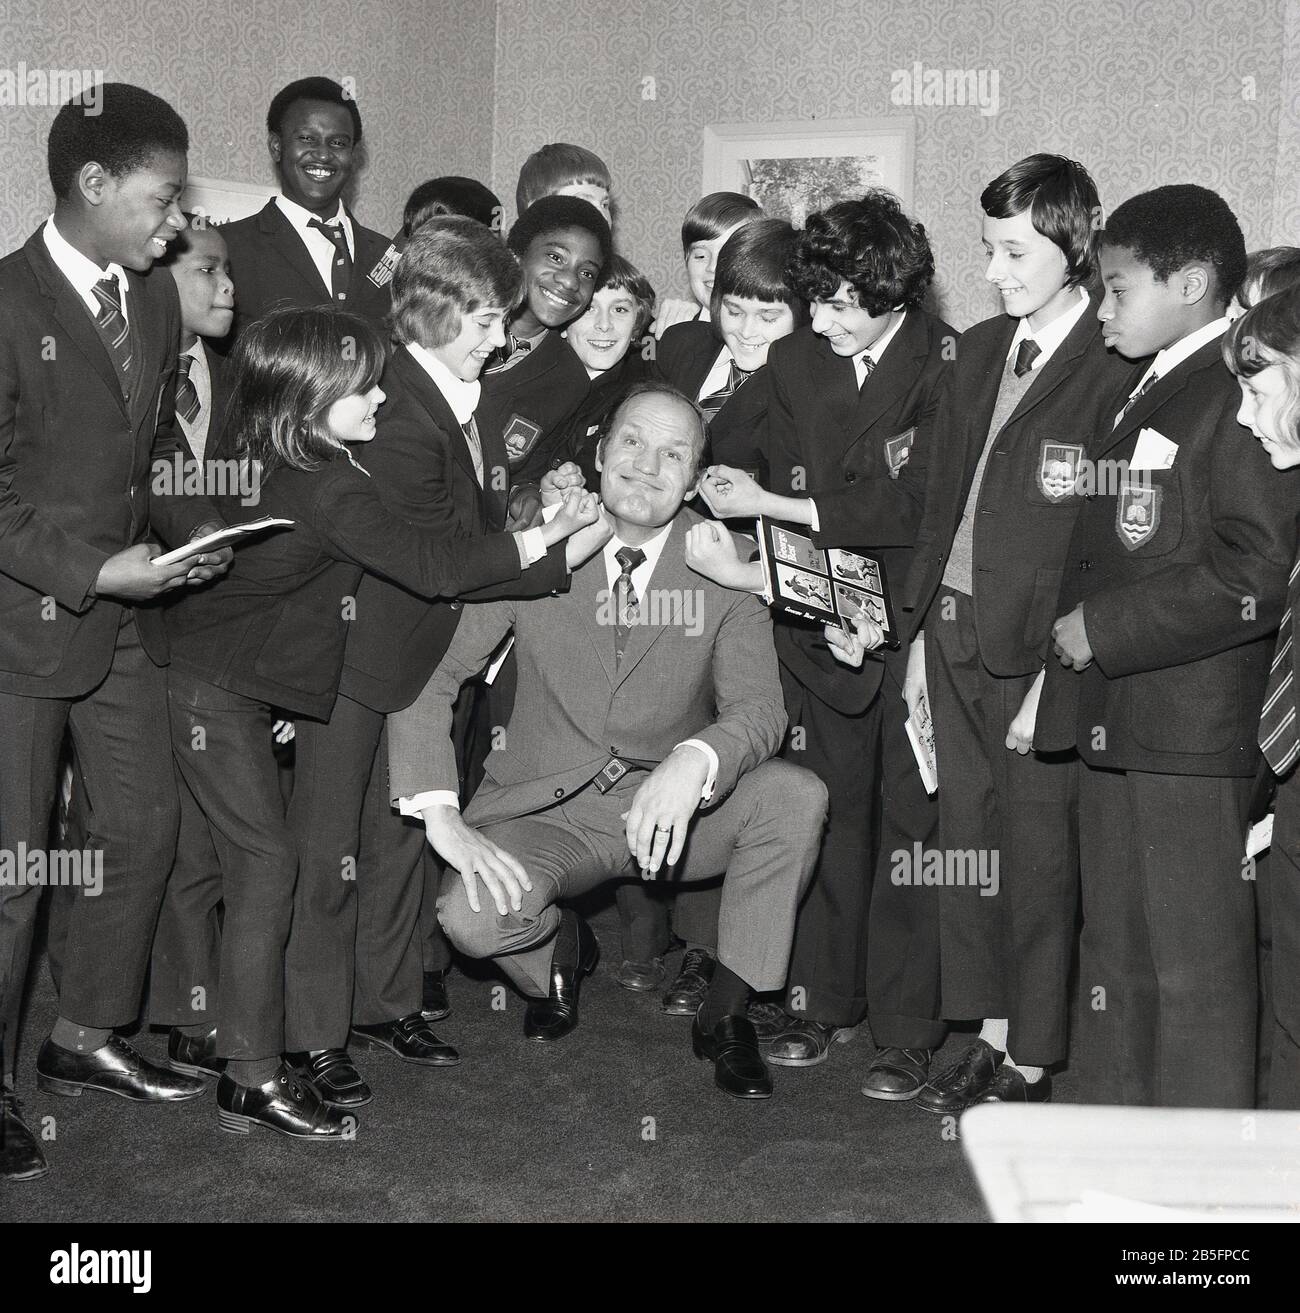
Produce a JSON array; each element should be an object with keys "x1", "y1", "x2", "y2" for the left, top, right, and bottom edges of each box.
[
  {"x1": 0, "y1": 0, "x2": 497, "y2": 248},
  {"x1": 3, "y1": 0, "x2": 1291, "y2": 331},
  {"x1": 493, "y1": 0, "x2": 1291, "y2": 330}
]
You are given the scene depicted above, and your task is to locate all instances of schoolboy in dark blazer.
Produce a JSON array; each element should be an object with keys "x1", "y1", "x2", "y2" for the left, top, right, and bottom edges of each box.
[
  {"x1": 476, "y1": 197, "x2": 611, "y2": 498},
  {"x1": 654, "y1": 318, "x2": 773, "y2": 483},
  {"x1": 904, "y1": 156, "x2": 1140, "y2": 1112},
  {"x1": 697, "y1": 198, "x2": 956, "y2": 1082},
  {"x1": 0, "y1": 86, "x2": 231, "y2": 1183},
  {"x1": 632, "y1": 222, "x2": 800, "y2": 996},
  {"x1": 556, "y1": 253, "x2": 657, "y2": 486},
  {"x1": 289, "y1": 222, "x2": 588, "y2": 1089},
  {"x1": 1037, "y1": 186, "x2": 1296, "y2": 1109},
  {"x1": 219, "y1": 77, "x2": 397, "y2": 341}
]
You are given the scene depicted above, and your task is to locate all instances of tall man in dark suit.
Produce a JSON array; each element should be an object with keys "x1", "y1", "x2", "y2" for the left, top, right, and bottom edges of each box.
[
  {"x1": 1038, "y1": 186, "x2": 1296, "y2": 1107},
  {"x1": 0, "y1": 85, "x2": 231, "y2": 1182},
  {"x1": 219, "y1": 77, "x2": 397, "y2": 341},
  {"x1": 389, "y1": 383, "x2": 828, "y2": 1099}
]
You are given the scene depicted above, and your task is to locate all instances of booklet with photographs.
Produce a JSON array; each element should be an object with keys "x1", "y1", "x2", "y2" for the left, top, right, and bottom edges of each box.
[{"x1": 755, "y1": 517, "x2": 899, "y2": 647}]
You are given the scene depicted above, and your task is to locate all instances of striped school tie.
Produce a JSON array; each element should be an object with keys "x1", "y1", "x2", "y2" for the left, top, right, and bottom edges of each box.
[
  {"x1": 1259, "y1": 556, "x2": 1300, "y2": 776},
  {"x1": 1013, "y1": 338, "x2": 1041, "y2": 378},
  {"x1": 91, "y1": 275, "x2": 133, "y2": 381},
  {"x1": 484, "y1": 334, "x2": 534, "y2": 375},
  {"x1": 308, "y1": 218, "x2": 352, "y2": 301},
  {"x1": 698, "y1": 360, "x2": 749, "y2": 423},
  {"x1": 614, "y1": 545, "x2": 646, "y2": 665},
  {"x1": 1114, "y1": 370, "x2": 1158, "y2": 427},
  {"x1": 175, "y1": 352, "x2": 202, "y2": 426}
]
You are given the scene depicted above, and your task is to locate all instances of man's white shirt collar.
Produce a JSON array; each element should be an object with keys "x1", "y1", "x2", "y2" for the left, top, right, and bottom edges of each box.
[
  {"x1": 42, "y1": 216, "x2": 128, "y2": 320},
  {"x1": 404, "y1": 343, "x2": 481, "y2": 427},
  {"x1": 602, "y1": 520, "x2": 674, "y2": 591}
]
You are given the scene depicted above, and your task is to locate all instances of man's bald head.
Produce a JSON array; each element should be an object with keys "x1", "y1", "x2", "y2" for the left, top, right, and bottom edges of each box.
[{"x1": 595, "y1": 383, "x2": 709, "y2": 539}]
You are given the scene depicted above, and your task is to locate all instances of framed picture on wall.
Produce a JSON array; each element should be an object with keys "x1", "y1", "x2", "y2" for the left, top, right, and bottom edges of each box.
[
  {"x1": 701, "y1": 117, "x2": 915, "y2": 226},
  {"x1": 180, "y1": 175, "x2": 278, "y2": 226}
]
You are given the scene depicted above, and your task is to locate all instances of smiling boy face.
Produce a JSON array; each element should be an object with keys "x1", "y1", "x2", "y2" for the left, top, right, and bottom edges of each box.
[
  {"x1": 92, "y1": 149, "x2": 188, "y2": 272},
  {"x1": 567, "y1": 285, "x2": 639, "y2": 372},
  {"x1": 511, "y1": 225, "x2": 602, "y2": 336},
  {"x1": 270, "y1": 98, "x2": 356, "y2": 214},
  {"x1": 168, "y1": 225, "x2": 235, "y2": 343}
]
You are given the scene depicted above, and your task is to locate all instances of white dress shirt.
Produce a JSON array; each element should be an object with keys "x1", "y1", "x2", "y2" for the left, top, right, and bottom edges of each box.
[
  {"x1": 274, "y1": 194, "x2": 354, "y2": 294},
  {"x1": 42, "y1": 216, "x2": 128, "y2": 322}
]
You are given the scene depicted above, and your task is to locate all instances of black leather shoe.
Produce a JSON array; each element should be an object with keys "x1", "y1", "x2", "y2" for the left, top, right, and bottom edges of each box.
[
  {"x1": 421, "y1": 969, "x2": 451, "y2": 1022},
  {"x1": 523, "y1": 911, "x2": 599, "y2": 1042},
  {"x1": 216, "y1": 1063, "x2": 351, "y2": 1139},
  {"x1": 978, "y1": 1066, "x2": 1053, "y2": 1104},
  {"x1": 915, "y1": 1039, "x2": 1005, "y2": 1114},
  {"x1": 691, "y1": 1014, "x2": 772, "y2": 1099},
  {"x1": 1, "y1": 1087, "x2": 49, "y2": 1181},
  {"x1": 746, "y1": 999, "x2": 789, "y2": 1042},
  {"x1": 661, "y1": 948, "x2": 716, "y2": 1016},
  {"x1": 861, "y1": 1047, "x2": 932, "y2": 1101},
  {"x1": 351, "y1": 1014, "x2": 460, "y2": 1066},
  {"x1": 167, "y1": 1027, "x2": 225, "y2": 1080},
  {"x1": 615, "y1": 957, "x2": 666, "y2": 991},
  {"x1": 284, "y1": 1048, "x2": 373, "y2": 1108},
  {"x1": 36, "y1": 1035, "x2": 206, "y2": 1103},
  {"x1": 767, "y1": 1016, "x2": 854, "y2": 1067}
]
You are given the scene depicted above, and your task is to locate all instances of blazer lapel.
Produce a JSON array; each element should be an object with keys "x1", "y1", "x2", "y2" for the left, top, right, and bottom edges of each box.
[
  {"x1": 999, "y1": 292, "x2": 1101, "y2": 432},
  {"x1": 846, "y1": 312, "x2": 929, "y2": 452},
  {"x1": 24, "y1": 233, "x2": 128, "y2": 416},
  {"x1": 394, "y1": 349, "x2": 483, "y2": 491},
  {"x1": 1100, "y1": 339, "x2": 1220, "y2": 457},
  {"x1": 570, "y1": 546, "x2": 619, "y2": 687},
  {"x1": 258, "y1": 201, "x2": 331, "y2": 297}
]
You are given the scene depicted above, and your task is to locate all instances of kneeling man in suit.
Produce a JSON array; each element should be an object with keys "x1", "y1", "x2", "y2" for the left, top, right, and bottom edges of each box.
[{"x1": 388, "y1": 382, "x2": 828, "y2": 1098}]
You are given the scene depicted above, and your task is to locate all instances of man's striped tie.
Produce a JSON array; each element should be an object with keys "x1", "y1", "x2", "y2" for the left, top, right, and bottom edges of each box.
[
  {"x1": 92, "y1": 275, "x2": 133, "y2": 381},
  {"x1": 1259, "y1": 555, "x2": 1300, "y2": 776}
]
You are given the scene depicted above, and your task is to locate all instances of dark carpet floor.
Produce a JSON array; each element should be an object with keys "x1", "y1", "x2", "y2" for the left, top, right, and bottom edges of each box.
[{"x1": 1, "y1": 894, "x2": 1069, "y2": 1223}]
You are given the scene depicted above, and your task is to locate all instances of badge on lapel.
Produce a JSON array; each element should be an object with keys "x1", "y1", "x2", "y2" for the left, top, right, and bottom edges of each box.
[
  {"x1": 884, "y1": 428, "x2": 915, "y2": 479},
  {"x1": 503, "y1": 413, "x2": 543, "y2": 464},
  {"x1": 365, "y1": 243, "x2": 401, "y2": 289},
  {"x1": 1116, "y1": 483, "x2": 1162, "y2": 550},
  {"x1": 1038, "y1": 441, "x2": 1084, "y2": 503}
]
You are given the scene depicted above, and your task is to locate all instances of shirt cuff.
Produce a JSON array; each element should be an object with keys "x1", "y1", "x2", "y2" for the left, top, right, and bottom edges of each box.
[
  {"x1": 397, "y1": 790, "x2": 461, "y2": 817},
  {"x1": 674, "y1": 739, "x2": 719, "y2": 802},
  {"x1": 519, "y1": 525, "x2": 548, "y2": 566},
  {"x1": 807, "y1": 498, "x2": 821, "y2": 532}
]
